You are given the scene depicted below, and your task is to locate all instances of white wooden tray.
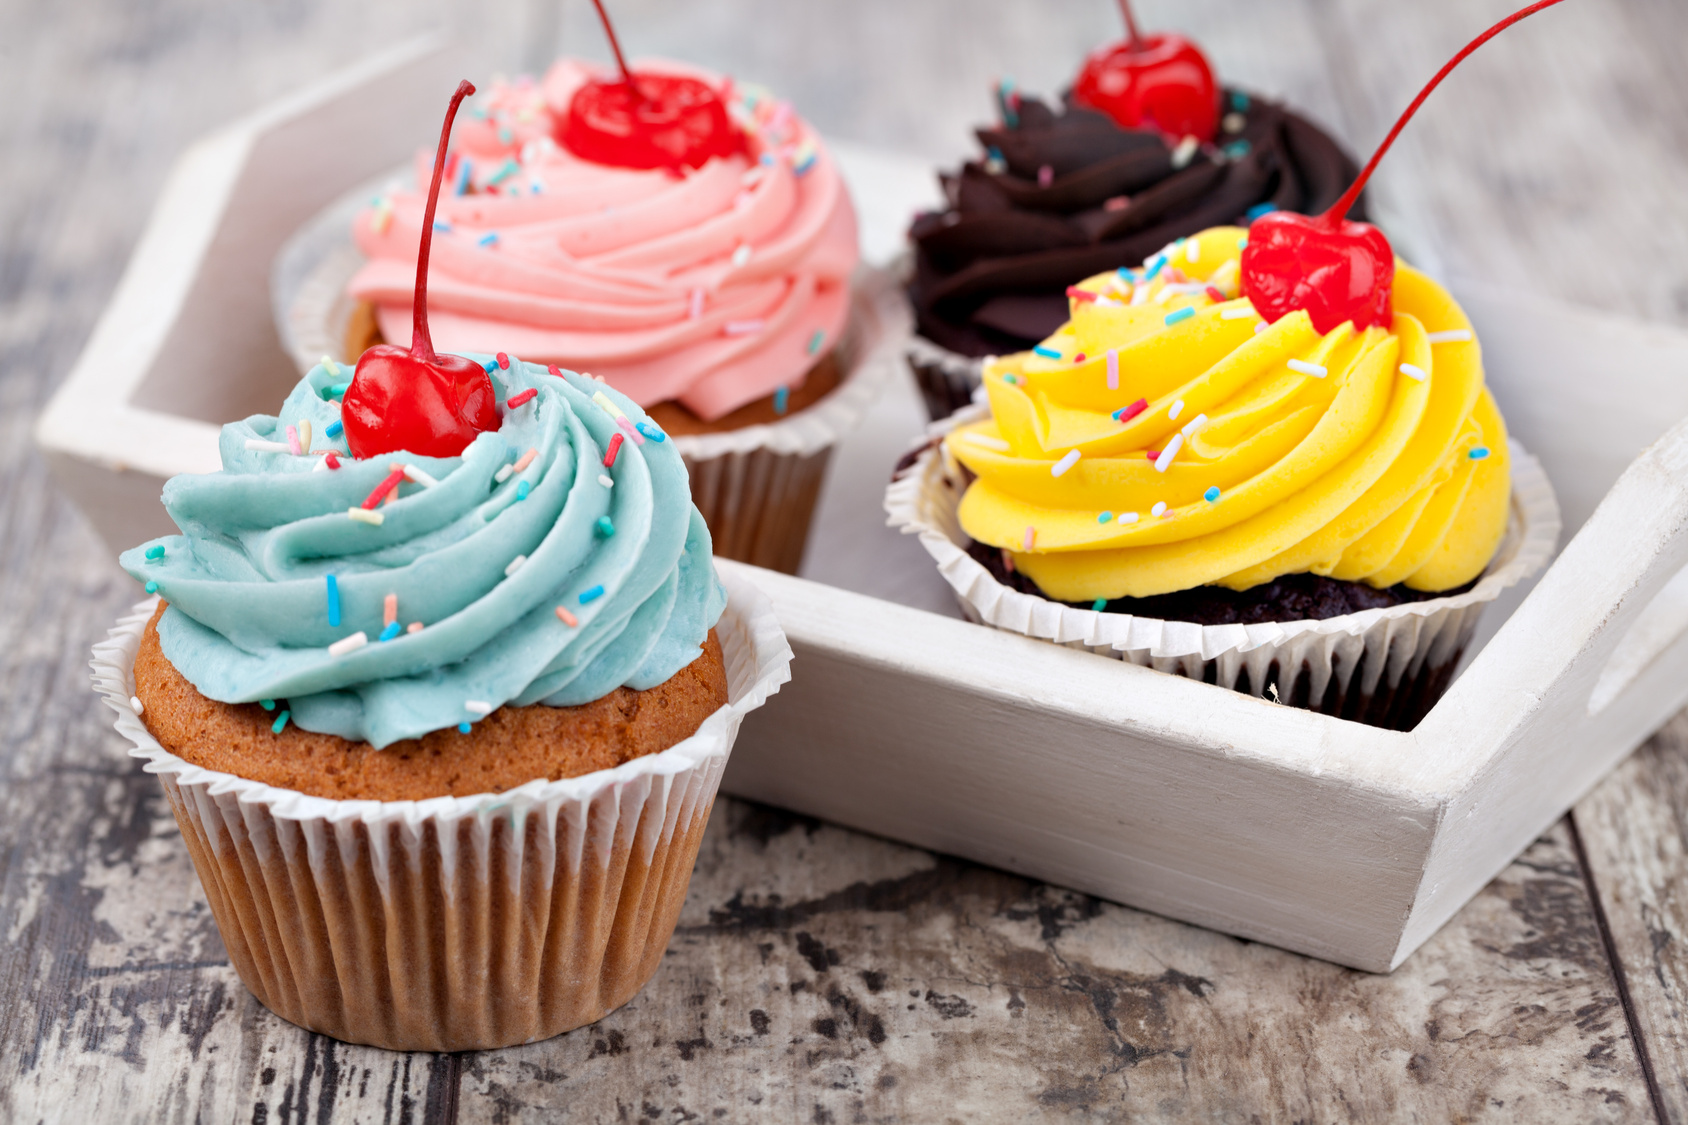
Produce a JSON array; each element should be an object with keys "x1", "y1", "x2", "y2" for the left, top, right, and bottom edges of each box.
[{"x1": 36, "y1": 43, "x2": 1688, "y2": 971}]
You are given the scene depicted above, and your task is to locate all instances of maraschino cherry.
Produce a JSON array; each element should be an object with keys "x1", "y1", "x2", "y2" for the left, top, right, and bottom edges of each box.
[
  {"x1": 557, "y1": 0, "x2": 745, "y2": 171},
  {"x1": 342, "y1": 80, "x2": 501, "y2": 460},
  {"x1": 1070, "y1": 0, "x2": 1219, "y2": 143},
  {"x1": 1241, "y1": 0, "x2": 1566, "y2": 336}
]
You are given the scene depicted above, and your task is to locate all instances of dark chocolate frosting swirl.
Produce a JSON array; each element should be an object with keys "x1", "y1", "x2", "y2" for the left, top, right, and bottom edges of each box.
[{"x1": 908, "y1": 89, "x2": 1366, "y2": 357}]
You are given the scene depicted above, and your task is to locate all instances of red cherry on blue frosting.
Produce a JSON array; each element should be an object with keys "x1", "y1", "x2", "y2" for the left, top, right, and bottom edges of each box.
[
  {"x1": 1240, "y1": 0, "x2": 1566, "y2": 337},
  {"x1": 1071, "y1": 30, "x2": 1219, "y2": 144},
  {"x1": 557, "y1": 0, "x2": 745, "y2": 171},
  {"x1": 343, "y1": 80, "x2": 500, "y2": 460}
]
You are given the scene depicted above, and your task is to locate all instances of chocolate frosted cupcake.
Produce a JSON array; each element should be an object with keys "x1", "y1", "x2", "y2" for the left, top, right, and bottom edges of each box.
[{"x1": 906, "y1": 89, "x2": 1365, "y2": 419}]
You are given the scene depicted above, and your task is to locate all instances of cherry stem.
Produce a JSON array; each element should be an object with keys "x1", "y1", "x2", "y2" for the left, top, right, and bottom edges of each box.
[
  {"x1": 410, "y1": 79, "x2": 475, "y2": 366},
  {"x1": 590, "y1": 0, "x2": 645, "y2": 102},
  {"x1": 1321, "y1": 0, "x2": 1565, "y2": 226},
  {"x1": 1116, "y1": 0, "x2": 1143, "y2": 48}
]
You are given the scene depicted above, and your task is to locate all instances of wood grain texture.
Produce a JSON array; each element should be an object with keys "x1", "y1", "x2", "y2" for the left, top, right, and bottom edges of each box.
[{"x1": 2, "y1": 0, "x2": 1685, "y2": 1120}]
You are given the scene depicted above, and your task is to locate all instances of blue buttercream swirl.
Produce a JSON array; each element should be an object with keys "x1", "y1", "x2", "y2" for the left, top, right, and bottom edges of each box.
[{"x1": 120, "y1": 355, "x2": 726, "y2": 749}]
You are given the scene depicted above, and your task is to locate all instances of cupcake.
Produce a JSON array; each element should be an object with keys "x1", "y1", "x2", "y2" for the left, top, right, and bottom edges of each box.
[
  {"x1": 331, "y1": 49, "x2": 868, "y2": 573},
  {"x1": 92, "y1": 83, "x2": 793, "y2": 1051},
  {"x1": 905, "y1": 13, "x2": 1365, "y2": 419},
  {"x1": 887, "y1": 227, "x2": 1558, "y2": 728}
]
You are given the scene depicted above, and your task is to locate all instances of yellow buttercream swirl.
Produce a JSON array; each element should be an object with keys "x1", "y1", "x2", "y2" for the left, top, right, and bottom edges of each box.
[{"x1": 948, "y1": 226, "x2": 1510, "y2": 602}]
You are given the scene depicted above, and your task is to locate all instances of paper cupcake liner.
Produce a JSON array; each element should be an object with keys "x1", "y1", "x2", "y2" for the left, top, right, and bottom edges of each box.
[
  {"x1": 273, "y1": 184, "x2": 911, "y2": 574},
  {"x1": 885, "y1": 404, "x2": 1561, "y2": 729},
  {"x1": 904, "y1": 333, "x2": 986, "y2": 423},
  {"x1": 92, "y1": 569, "x2": 792, "y2": 1052}
]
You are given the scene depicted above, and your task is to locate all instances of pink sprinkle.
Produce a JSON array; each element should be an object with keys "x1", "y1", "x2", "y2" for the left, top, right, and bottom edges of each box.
[
  {"x1": 1164, "y1": 268, "x2": 1188, "y2": 284},
  {"x1": 1146, "y1": 450, "x2": 1161, "y2": 462},
  {"x1": 1103, "y1": 195, "x2": 1131, "y2": 212},
  {"x1": 496, "y1": 352, "x2": 510, "y2": 369},
  {"x1": 1065, "y1": 286, "x2": 1097, "y2": 303},
  {"x1": 1023, "y1": 526, "x2": 1036, "y2": 551},
  {"x1": 1002, "y1": 549, "x2": 1015, "y2": 574},
  {"x1": 285, "y1": 425, "x2": 301, "y2": 456},
  {"x1": 724, "y1": 319, "x2": 764, "y2": 336},
  {"x1": 362, "y1": 467, "x2": 406, "y2": 509},
  {"x1": 1037, "y1": 164, "x2": 1053, "y2": 188},
  {"x1": 407, "y1": 621, "x2": 424, "y2": 635},
  {"x1": 1074, "y1": 353, "x2": 1086, "y2": 364},
  {"x1": 603, "y1": 432, "x2": 624, "y2": 467},
  {"x1": 617, "y1": 415, "x2": 646, "y2": 445},
  {"x1": 1205, "y1": 285, "x2": 1226, "y2": 303},
  {"x1": 512, "y1": 447, "x2": 537, "y2": 474},
  {"x1": 325, "y1": 452, "x2": 341, "y2": 470},
  {"x1": 1106, "y1": 349, "x2": 1119, "y2": 390},
  {"x1": 505, "y1": 388, "x2": 537, "y2": 409},
  {"x1": 1118, "y1": 398, "x2": 1148, "y2": 423},
  {"x1": 689, "y1": 288, "x2": 705, "y2": 319},
  {"x1": 383, "y1": 593, "x2": 398, "y2": 627},
  {"x1": 556, "y1": 606, "x2": 578, "y2": 627},
  {"x1": 547, "y1": 364, "x2": 562, "y2": 377}
]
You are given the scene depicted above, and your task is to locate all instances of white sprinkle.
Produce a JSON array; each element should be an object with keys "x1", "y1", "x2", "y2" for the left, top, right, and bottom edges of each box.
[
  {"x1": 297, "y1": 419, "x2": 313, "y2": 452},
  {"x1": 505, "y1": 554, "x2": 527, "y2": 576},
  {"x1": 129, "y1": 695, "x2": 144, "y2": 716},
  {"x1": 1288, "y1": 359, "x2": 1327, "y2": 378},
  {"x1": 1106, "y1": 349, "x2": 1119, "y2": 390},
  {"x1": 1153, "y1": 285, "x2": 1178, "y2": 305},
  {"x1": 400, "y1": 463, "x2": 440, "y2": 488},
  {"x1": 742, "y1": 164, "x2": 765, "y2": 187},
  {"x1": 328, "y1": 631, "x2": 369, "y2": 656},
  {"x1": 1185, "y1": 239, "x2": 1200, "y2": 263},
  {"x1": 244, "y1": 439, "x2": 293, "y2": 453},
  {"x1": 1220, "y1": 305, "x2": 1256, "y2": 320},
  {"x1": 1130, "y1": 283, "x2": 1152, "y2": 307},
  {"x1": 731, "y1": 242, "x2": 752, "y2": 268},
  {"x1": 1154, "y1": 433, "x2": 1184, "y2": 473},
  {"x1": 1171, "y1": 135, "x2": 1199, "y2": 168},
  {"x1": 1399, "y1": 362, "x2": 1428, "y2": 381},
  {"x1": 1151, "y1": 501, "x2": 1168, "y2": 517},
  {"x1": 1181, "y1": 413, "x2": 1209, "y2": 438},
  {"x1": 464, "y1": 700, "x2": 493, "y2": 716},
  {"x1": 1426, "y1": 329, "x2": 1473, "y2": 344},
  {"x1": 962, "y1": 432, "x2": 1010, "y2": 451},
  {"x1": 724, "y1": 319, "x2": 764, "y2": 336},
  {"x1": 494, "y1": 464, "x2": 515, "y2": 483},
  {"x1": 1051, "y1": 449, "x2": 1082, "y2": 477},
  {"x1": 598, "y1": 474, "x2": 615, "y2": 488},
  {"x1": 1168, "y1": 400, "x2": 1184, "y2": 421},
  {"x1": 1117, "y1": 511, "x2": 1140, "y2": 524},
  {"x1": 311, "y1": 456, "x2": 330, "y2": 473}
]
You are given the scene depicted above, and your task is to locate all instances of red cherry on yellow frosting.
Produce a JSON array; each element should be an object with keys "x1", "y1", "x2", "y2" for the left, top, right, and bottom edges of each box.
[{"x1": 343, "y1": 80, "x2": 500, "y2": 460}]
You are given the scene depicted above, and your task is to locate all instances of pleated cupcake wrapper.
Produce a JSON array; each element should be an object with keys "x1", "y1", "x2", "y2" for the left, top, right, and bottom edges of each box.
[
  {"x1": 275, "y1": 191, "x2": 912, "y2": 573},
  {"x1": 91, "y1": 568, "x2": 793, "y2": 1052},
  {"x1": 904, "y1": 333, "x2": 987, "y2": 423},
  {"x1": 885, "y1": 404, "x2": 1562, "y2": 728}
]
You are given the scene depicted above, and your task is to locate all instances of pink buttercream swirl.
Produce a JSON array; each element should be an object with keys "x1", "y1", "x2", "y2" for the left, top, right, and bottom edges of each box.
[{"x1": 348, "y1": 60, "x2": 859, "y2": 421}]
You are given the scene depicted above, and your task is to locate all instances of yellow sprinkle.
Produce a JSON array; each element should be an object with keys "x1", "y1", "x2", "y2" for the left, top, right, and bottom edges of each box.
[
  {"x1": 347, "y1": 507, "x2": 384, "y2": 526},
  {"x1": 591, "y1": 390, "x2": 627, "y2": 420}
]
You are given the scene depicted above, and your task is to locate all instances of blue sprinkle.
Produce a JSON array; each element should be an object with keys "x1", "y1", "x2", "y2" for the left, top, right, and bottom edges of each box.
[
  {"x1": 497, "y1": 126, "x2": 513, "y2": 145},
  {"x1": 483, "y1": 359, "x2": 499, "y2": 373},
  {"x1": 1245, "y1": 202, "x2": 1278, "y2": 222},
  {"x1": 458, "y1": 721, "x2": 473, "y2": 734},
  {"x1": 271, "y1": 710, "x2": 291, "y2": 735},
  {"x1": 1098, "y1": 511, "x2": 1113, "y2": 524},
  {"x1": 326, "y1": 574, "x2": 341, "y2": 628},
  {"x1": 455, "y1": 160, "x2": 472, "y2": 195},
  {"x1": 378, "y1": 621, "x2": 401, "y2": 642},
  {"x1": 579, "y1": 584, "x2": 605, "y2": 604},
  {"x1": 636, "y1": 422, "x2": 666, "y2": 442},
  {"x1": 324, "y1": 383, "x2": 349, "y2": 400},
  {"x1": 1164, "y1": 307, "x2": 1196, "y2": 326},
  {"x1": 486, "y1": 158, "x2": 520, "y2": 186},
  {"x1": 1116, "y1": 267, "x2": 1135, "y2": 285},
  {"x1": 806, "y1": 329, "x2": 825, "y2": 355},
  {"x1": 1230, "y1": 90, "x2": 1250, "y2": 112},
  {"x1": 760, "y1": 152, "x2": 775, "y2": 166},
  {"x1": 1091, "y1": 598, "x2": 1107, "y2": 612},
  {"x1": 144, "y1": 581, "x2": 158, "y2": 594},
  {"x1": 478, "y1": 232, "x2": 499, "y2": 247},
  {"x1": 260, "y1": 699, "x2": 276, "y2": 711},
  {"x1": 1205, "y1": 486, "x2": 1221, "y2": 503},
  {"x1": 1032, "y1": 345, "x2": 1062, "y2": 359},
  {"x1": 433, "y1": 220, "x2": 452, "y2": 232},
  {"x1": 1144, "y1": 254, "x2": 1167, "y2": 281},
  {"x1": 1469, "y1": 446, "x2": 1491, "y2": 460},
  {"x1": 145, "y1": 544, "x2": 165, "y2": 561},
  {"x1": 997, "y1": 79, "x2": 1019, "y2": 129},
  {"x1": 1223, "y1": 140, "x2": 1251, "y2": 159},
  {"x1": 516, "y1": 480, "x2": 530, "y2": 501},
  {"x1": 325, "y1": 419, "x2": 343, "y2": 439},
  {"x1": 595, "y1": 516, "x2": 615, "y2": 538},
  {"x1": 773, "y1": 387, "x2": 789, "y2": 414}
]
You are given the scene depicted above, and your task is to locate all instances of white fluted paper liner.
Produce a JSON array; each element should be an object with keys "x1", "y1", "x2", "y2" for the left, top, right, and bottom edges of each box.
[
  {"x1": 273, "y1": 184, "x2": 911, "y2": 572},
  {"x1": 885, "y1": 403, "x2": 1561, "y2": 727},
  {"x1": 91, "y1": 568, "x2": 792, "y2": 1051}
]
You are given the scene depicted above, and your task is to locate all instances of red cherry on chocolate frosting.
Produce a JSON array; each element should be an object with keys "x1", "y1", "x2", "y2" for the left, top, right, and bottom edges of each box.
[
  {"x1": 558, "y1": 0, "x2": 746, "y2": 171},
  {"x1": 1070, "y1": 1, "x2": 1218, "y2": 142},
  {"x1": 1241, "y1": 0, "x2": 1566, "y2": 336},
  {"x1": 343, "y1": 80, "x2": 500, "y2": 460}
]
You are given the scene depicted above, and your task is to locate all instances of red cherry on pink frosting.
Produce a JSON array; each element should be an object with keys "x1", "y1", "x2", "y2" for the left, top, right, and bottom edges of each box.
[
  {"x1": 1071, "y1": 31, "x2": 1219, "y2": 144},
  {"x1": 343, "y1": 80, "x2": 500, "y2": 460},
  {"x1": 557, "y1": 0, "x2": 745, "y2": 171},
  {"x1": 1240, "y1": 0, "x2": 1566, "y2": 337}
]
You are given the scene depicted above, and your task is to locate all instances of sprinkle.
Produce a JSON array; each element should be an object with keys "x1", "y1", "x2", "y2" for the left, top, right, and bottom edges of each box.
[
  {"x1": 1204, "y1": 486, "x2": 1221, "y2": 503},
  {"x1": 378, "y1": 621, "x2": 401, "y2": 642},
  {"x1": 516, "y1": 480, "x2": 530, "y2": 501},
  {"x1": 1185, "y1": 240, "x2": 1201, "y2": 263},
  {"x1": 689, "y1": 288, "x2": 705, "y2": 318},
  {"x1": 283, "y1": 425, "x2": 300, "y2": 456},
  {"x1": 1222, "y1": 112, "x2": 1246, "y2": 135},
  {"x1": 486, "y1": 157, "x2": 520, "y2": 186},
  {"x1": 731, "y1": 243, "x2": 752, "y2": 268},
  {"x1": 1399, "y1": 362, "x2": 1427, "y2": 381},
  {"x1": 592, "y1": 390, "x2": 627, "y2": 420},
  {"x1": 371, "y1": 200, "x2": 393, "y2": 233},
  {"x1": 636, "y1": 421, "x2": 666, "y2": 442},
  {"x1": 1181, "y1": 413, "x2": 1209, "y2": 438},
  {"x1": 1254, "y1": 322, "x2": 1267, "y2": 334},
  {"x1": 494, "y1": 464, "x2": 515, "y2": 484},
  {"x1": 1469, "y1": 446, "x2": 1491, "y2": 460},
  {"x1": 478, "y1": 232, "x2": 499, "y2": 247},
  {"x1": 1073, "y1": 353, "x2": 1087, "y2": 364},
  {"x1": 382, "y1": 593, "x2": 398, "y2": 627},
  {"x1": 503, "y1": 555, "x2": 527, "y2": 577},
  {"x1": 465, "y1": 700, "x2": 493, "y2": 716},
  {"x1": 407, "y1": 621, "x2": 423, "y2": 635},
  {"x1": 144, "y1": 580, "x2": 158, "y2": 594},
  {"x1": 1146, "y1": 450, "x2": 1160, "y2": 462},
  {"x1": 244, "y1": 439, "x2": 293, "y2": 453},
  {"x1": 325, "y1": 382, "x2": 350, "y2": 400},
  {"x1": 555, "y1": 606, "x2": 578, "y2": 626},
  {"x1": 598, "y1": 474, "x2": 614, "y2": 488},
  {"x1": 724, "y1": 319, "x2": 763, "y2": 336},
  {"x1": 1065, "y1": 286, "x2": 1097, "y2": 303},
  {"x1": 484, "y1": 360, "x2": 499, "y2": 373},
  {"x1": 1032, "y1": 345, "x2": 1062, "y2": 359},
  {"x1": 328, "y1": 631, "x2": 368, "y2": 656},
  {"x1": 1223, "y1": 140, "x2": 1251, "y2": 159},
  {"x1": 1154, "y1": 433, "x2": 1184, "y2": 472},
  {"x1": 129, "y1": 696, "x2": 144, "y2": 716},
  {"x1": 1091, "y1": 598, "x2": 1107, "y2": 612},
  {"x1": 1168, "y1": 400, "x2": 1184, "y2": 421},
  {"x1": 1220, "y1": 305, "x2": 1255, "y2": 320},
  {"x1": 595, "y1": 516, "x2": 615, "y2": 538},
  {"x1": 311, "y1": 456, "x2": 330, "y2": 472},
  {"x1": 326, "y1": 574, "x2": 341, "y2": 626},
  {"x1": 1144, "y1": 254, "x2": 1167, "y2": 281},
  {"x1": 325, "y1": 419, "x2": 344, "y2": 439},
  {"x1": 1170, "y1": 135, "x2": 1199, "y2": 168},
  {"x1": 579, "y1": 585, "x2": 605, "y2": 604},
  {"x1": 1098, "y1": 511, "x2": 1113, "y2": 523},
  {"x1": 363, "y1": 467, "x2": 405, "y2": 509},
  {"x1": 1106, "y1": 349, "x2": 1119, "y2": 390},
  {"x1": 617, "y1": 416, "x2": 646, "y2": 445},
  {"x1": 1114, "y1": 398, "x2": 1148, "y2": 423},
  {"x1": 1051, "y1": 449, "x2": 1081, "y2": 477},
  {"x1": 1287, "y1": 359, "x2": 1327, "y2": 378},
  {"x1": 495, "y1": 352, "x2": 511, "y2": 370},
  {"x1": 1037, "y1": 164, "x2": 1053, "y2": 188},
  {"x1": 1427, "y1": 329, "x2": 1474, "y2": 344},
  {"x1": 1118, "y1": 512, "x2": 1140, "y2": 525},
  {"x1": 963, "y1": 432, "x2": 1010, "y2": 451},
  {"x1": 458, "y1": 722, "x2": 473, "y2": 734},
  {"x1": 1230, "y1": 90, "x2": 1251, "y2": 112},
  {"x1": 1204, "y1": 286, "x2": 1227, "y2": 303},
  {"x1": 272, "y1": 710, "x2": 291, "y2": 734},
  {"x1": 603, "y1": 432, "x2": 624, "y2": 467},
  {"x1": 1022, "y1": 526, "x2": 1036, "y2": 551},
  {"x1": 1002, "y1": 374, "x2": 1018, "y2": 385},
  {"x1": 1130, "y1": 283, "x2": 1151, "y2": 306},
  {"x1": 1116, "y1": 267, "x2": 1135, "y2": 285},
  {"x1": 509, "y1": 448, "x2": 537, "y2": 475},
  {"x1": 145, "y1": 544, "x2": 165, "y2": 561},
  {"x1": 807, "y1": 329, "x2": 825, "y2": 355},
  {"x1": 1245, "y1": 202, "x2": 1277, "y2": 222},
  {"x1": 347, "y1": 507, "x2": 384, "y2": 526},
  {"x1": 792, "y1": 143, "x2": 818, "y2": 176},
  {"x1": 398, "y1": 463, "x2": 439, "y2": 488},
  {"x1": 297, "y1": 419, "x2": 313, "y2": 452},
  {"x1": 455, "y1": 159, "x2": 472, "y2": 195},
  {"x1": 1152, "y1": 501, "x2": 1168, "y2": 518},
  {"x1": 773, "y1": 386, "x2": 789, "y2": 414},
  {"x1": 433, "y1": 220, "x2": 453, "y2": 233},
  {"x1": 547, "y1": 365, "x2": 562, "y2": 377}
]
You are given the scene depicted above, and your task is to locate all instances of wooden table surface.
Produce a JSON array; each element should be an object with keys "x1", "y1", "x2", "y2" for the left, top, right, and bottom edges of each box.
[{"x1": 5, "y1": 0, "x2": 1688, "y2": 1120}]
